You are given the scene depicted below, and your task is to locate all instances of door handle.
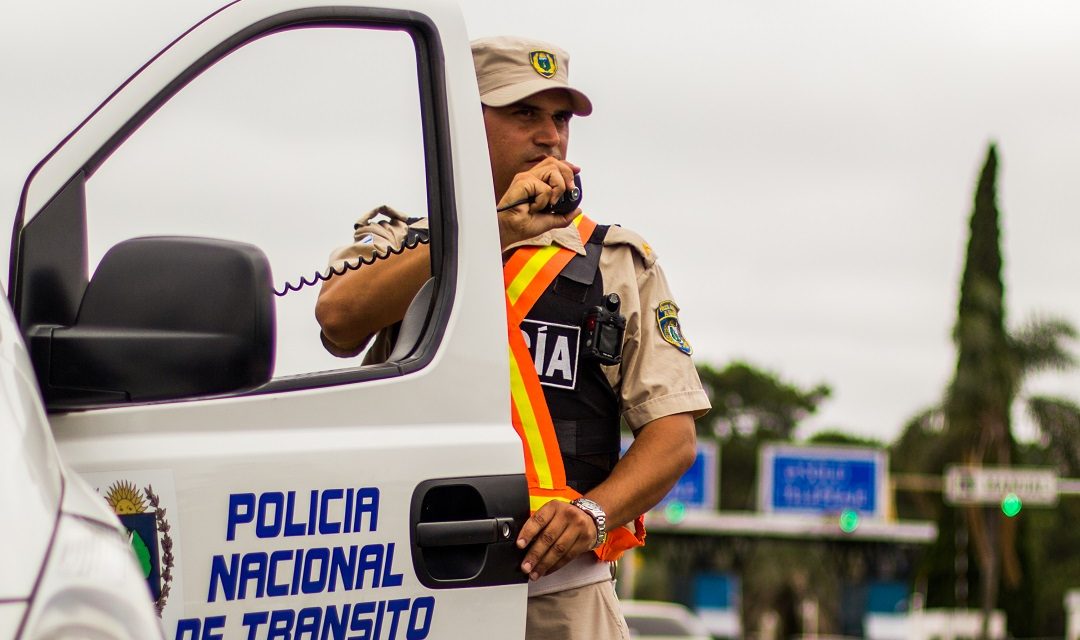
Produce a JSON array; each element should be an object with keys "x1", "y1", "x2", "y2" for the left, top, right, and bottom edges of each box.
[
  {"x1": 416, "y1": 517, "x2": 516, "y2": 547},
  {"x1": 410, "y1": 475, "x2": 529, "y2": 588}
]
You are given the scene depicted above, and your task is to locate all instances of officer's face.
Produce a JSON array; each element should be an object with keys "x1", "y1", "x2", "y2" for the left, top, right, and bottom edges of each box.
[{"x1": 482, "y1": 89, "x2": 573, "y2": 201}]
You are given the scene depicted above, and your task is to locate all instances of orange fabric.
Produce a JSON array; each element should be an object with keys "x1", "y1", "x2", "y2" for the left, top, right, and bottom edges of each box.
[
  {"x1": 510, "y1": 256, "x2": 571, "y2": 317},
  {"x1": 504, "y1": 214, "x2": 644, "y2": 561},
  {"x1": 595, "y1": 516, "x2": 646, "y2": 562},
  {"x1": 508, "y1": 322, "x2": 566, "y2": 489}
]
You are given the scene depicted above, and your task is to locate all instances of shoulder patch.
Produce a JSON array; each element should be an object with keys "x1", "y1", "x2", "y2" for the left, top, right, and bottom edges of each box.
[
  {"x1": 603, "y1": 225, "x2": 658, "y2": 267},
  {"x1": 656, "y1": 300, "x2": 693, "y2": 355}
]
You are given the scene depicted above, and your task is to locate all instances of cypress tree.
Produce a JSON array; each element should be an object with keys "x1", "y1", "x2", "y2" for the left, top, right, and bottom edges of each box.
[
  {"x1": 942, "y1": 143, "x2": 1021, "y2": 635},
  {"x1": 904, "y1": 145, "x2": 1076, "y2": 636},
  {"x1": 949, "y1": 143, "x2": 1014, "y2": 452}
]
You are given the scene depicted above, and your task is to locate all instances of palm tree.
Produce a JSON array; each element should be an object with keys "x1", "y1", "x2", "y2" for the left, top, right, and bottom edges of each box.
[{"x1": 892, "y1": 315, "x2": 1077, "y2": 605}]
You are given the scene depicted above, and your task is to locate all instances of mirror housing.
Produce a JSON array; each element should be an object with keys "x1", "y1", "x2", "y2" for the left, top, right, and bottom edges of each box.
[{"x1": 29, "y1": 237, "x2": 275, "y2": 409}]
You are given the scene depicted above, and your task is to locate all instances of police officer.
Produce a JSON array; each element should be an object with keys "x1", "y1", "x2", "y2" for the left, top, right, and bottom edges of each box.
[{"x1": 316, "y1": 36, "x2": 711, "y2": 640}]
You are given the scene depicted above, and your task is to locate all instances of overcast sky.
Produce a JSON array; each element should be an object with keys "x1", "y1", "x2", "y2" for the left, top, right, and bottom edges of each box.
[{"x1": 2, "y1": 0, "x2": 1078, "y2": 445}]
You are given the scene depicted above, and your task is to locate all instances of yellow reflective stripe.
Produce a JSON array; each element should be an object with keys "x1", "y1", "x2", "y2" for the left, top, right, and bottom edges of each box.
[
  {"x1": 530, "y1": 494, "x2": 572, "y2": 512},
  {"x1": 505, "y1": 215, "x2": 586, "y2": 306},
  {"x1": 506, "y1": 245, "x2": 559, "y2": 306},
  {"x1": 508, "y1": 346, "x2": 553, "y2": 488}
]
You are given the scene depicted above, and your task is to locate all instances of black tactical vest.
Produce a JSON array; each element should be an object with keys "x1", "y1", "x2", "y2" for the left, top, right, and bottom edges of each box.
[{"x1": 518, "y1": 225, "x2": 621, "y2": 494}]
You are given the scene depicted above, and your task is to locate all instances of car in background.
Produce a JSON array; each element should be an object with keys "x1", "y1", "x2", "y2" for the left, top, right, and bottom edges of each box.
[
  {"x1": 1, "y1": 288, "x2": 163, "y2": 639},
  {"x1": 620, "y1": 600, "x2": 713, "y2": 639}
]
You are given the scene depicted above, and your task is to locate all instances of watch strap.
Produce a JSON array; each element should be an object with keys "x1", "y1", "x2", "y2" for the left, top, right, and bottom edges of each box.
[{"x1": 570, "y1": 497, "x2": 607, "y2": 550}]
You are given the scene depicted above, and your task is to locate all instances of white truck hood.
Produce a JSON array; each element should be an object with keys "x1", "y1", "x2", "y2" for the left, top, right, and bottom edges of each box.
[{"x1": 0, "y1": 298, "x2": 62, "y2": 599}]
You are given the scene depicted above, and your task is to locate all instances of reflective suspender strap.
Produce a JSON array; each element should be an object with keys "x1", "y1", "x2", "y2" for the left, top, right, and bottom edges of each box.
[
  {"x1": 507, "y1": 320, "x2": 563, "y2": 490},
  {"x1": 503, "y1": 214, "x2": 645, "y2": 562}
]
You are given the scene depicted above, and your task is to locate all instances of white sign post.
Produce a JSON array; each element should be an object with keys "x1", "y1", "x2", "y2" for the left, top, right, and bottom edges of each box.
[{"x1": 944, "y1": 465, "x2": 1058, "y2": 506}]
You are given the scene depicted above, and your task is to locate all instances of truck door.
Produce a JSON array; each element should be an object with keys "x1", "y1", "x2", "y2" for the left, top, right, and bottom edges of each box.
[{"x1": 8, "y1": 1, "x2": 528, "y2": 638}]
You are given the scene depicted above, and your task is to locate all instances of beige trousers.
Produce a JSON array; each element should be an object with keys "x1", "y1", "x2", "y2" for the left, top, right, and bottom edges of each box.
[{"x1": 525, "y1": 581, "x2": 631, "y2": 640}]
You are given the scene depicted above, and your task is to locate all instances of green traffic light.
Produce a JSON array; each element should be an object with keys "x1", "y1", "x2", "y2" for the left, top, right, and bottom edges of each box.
[
  {"x1": 664, "y1": 500, "x2": 687, "y2": 524},
  {"x1": 1001, "y1": 493, "x2": 1022, "y2": 517},
  {"x1": 839, "y1": 509, "x2": 859, "y2": 533}
]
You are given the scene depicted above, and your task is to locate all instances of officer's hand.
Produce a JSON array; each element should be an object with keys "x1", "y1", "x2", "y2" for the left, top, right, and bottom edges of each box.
[
  {"x1": 497, "y1": 157, "x2": 580, "y2": 251},
  {"x1": 517, "y1": 500, "x2": 598, "y2": 580}
]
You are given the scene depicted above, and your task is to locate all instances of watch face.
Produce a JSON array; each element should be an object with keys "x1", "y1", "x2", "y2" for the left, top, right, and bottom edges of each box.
[{"x1": 572, "y1": 498, "x2": 606, "y2": 548}]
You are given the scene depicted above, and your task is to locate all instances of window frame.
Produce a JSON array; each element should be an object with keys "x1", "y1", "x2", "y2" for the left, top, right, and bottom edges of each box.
[{"x1": 10, "y1": 7, "x2": 458, "y2": 409}]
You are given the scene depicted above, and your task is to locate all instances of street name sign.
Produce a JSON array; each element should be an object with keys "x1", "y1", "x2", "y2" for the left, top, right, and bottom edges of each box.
[{"x1": 944, "y1": 465, "x2": 1058, "y2": 506}]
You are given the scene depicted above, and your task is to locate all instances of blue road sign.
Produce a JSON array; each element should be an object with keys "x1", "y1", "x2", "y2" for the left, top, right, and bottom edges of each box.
[{"x1": 759, "y1": 444, "x2": 887, "y2": 518}]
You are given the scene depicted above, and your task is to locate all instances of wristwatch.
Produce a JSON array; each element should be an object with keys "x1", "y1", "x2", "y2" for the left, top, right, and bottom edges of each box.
[{"x1": 570, "y1": 497, "x2": 607, "y2": 550}]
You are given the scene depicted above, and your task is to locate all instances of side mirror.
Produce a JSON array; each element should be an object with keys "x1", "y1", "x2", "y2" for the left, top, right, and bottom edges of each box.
[{"x1": 29, "y1": 237, "x2": 275, "y2": 409}]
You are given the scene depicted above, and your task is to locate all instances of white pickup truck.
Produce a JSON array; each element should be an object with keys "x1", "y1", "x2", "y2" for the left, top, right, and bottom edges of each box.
[{"x1": 4, "y1": 0, "x2": 538, "y2": 637}]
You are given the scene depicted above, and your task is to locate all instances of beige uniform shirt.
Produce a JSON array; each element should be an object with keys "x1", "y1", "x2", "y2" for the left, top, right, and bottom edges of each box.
[{"x1": 322, "y1": 206, "x2": 711, "y2": 431}]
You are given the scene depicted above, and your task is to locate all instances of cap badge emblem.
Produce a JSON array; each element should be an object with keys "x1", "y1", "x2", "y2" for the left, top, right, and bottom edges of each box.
[
  {"x1": 656, "y1": 300, "x2": 693, "y2": 355},
  {"x1": 529, "y1": 51, "x2": 558, "y2": 78}
]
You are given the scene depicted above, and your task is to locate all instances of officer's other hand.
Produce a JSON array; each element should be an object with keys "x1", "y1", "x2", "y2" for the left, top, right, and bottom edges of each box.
[
  {"x1": 516, "y1": 499, "x2": 597, "y2": 580},
  {"x1": 497, "y1": 157, "x2": 580, "y2": 251}
]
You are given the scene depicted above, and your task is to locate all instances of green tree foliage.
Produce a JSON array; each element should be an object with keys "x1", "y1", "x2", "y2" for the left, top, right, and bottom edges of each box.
[
  {"x1": 1010, "y1": 316, "x2": 1078, "y2": 376},
  {"x1": 1026, "y1": 396, "x2": 1080, "y2": 474},
  {"x1": 942, "y1": 144, "x2": 1021, "y2": 631},
  {"x1": 1012, "y1": 440, "x2": 1080, "y2": 633},
  {"x1": 946, "y1": 144, "x2": 1014, "y2": 465},
  {"x1": 895, "y1": 350, "x2": 1080, "y2": 637},
  {"x1": 891, "y1": 409, "x2": 948, "y2": 521},
  {"x1": 805, "y1": 430, "x2": 884, "y2": 448},
  {"x1": 696, "y1": 361, "x2": 830, "y2": 510},
  {"x1": 696, "y1": 361, "x2": 830, "y2": 441}
]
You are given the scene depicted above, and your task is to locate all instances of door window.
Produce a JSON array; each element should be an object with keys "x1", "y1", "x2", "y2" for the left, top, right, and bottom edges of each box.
[{"x1": 84, "y1": 26, "x2": 433, "y2": 380}]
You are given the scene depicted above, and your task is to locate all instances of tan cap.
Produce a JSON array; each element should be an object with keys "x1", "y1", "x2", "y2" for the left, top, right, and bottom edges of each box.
[{"x1": 471, "y1": 36, "x2": 593, "y2": 116}]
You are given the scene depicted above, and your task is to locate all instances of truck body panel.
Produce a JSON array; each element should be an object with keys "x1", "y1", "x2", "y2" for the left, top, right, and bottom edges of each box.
[{"x1": 5, "y1": 1, "x2": 532, "y2": 637}]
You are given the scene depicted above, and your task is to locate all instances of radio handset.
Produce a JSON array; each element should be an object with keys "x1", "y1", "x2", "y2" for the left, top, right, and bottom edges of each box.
[
  {"x1": 497, "y1": 174, "x2": 583, "y2": 214},
  {"x1": 550, "y1": 173, "x2": 583, "y2": 215}
]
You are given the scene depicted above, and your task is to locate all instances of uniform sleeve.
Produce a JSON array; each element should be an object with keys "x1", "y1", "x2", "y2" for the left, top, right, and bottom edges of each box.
[
  {"x1": 318, "y1": 206, "x2": 425, "y2": 358},
  {"x1": 326, "y1": 205, "x2": 425, "y2": 271},
  {"x1": 600, "y1": 227, "x2": 712, "y2": 430}
]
